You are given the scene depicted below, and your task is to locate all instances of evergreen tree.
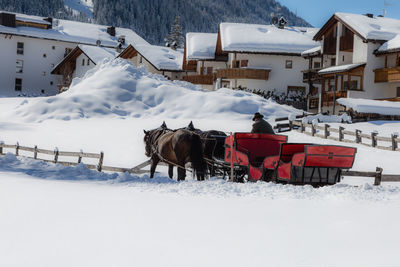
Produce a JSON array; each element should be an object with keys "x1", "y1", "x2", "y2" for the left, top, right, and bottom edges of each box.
[{"x1": 165, "y1": 16, "x2": 184, "y2": 49}]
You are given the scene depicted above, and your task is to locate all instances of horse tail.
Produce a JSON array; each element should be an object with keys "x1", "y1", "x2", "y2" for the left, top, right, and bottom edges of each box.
[{"x1": 190, "y1": 133, "x2": 206, "y2": 181}]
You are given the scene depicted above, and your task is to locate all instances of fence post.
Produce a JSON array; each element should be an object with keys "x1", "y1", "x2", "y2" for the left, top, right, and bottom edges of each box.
[
  {"x1": 54, "y1": 147, "x2": 59, "y2": 163},
  {"x1": 289, "y1": 120, "x2": 293, "y2": 131},
  {"x1": 392, "y1": 133, "x2": 398, "y2": 151},
  {"x1": 0, "y1": 141, "x2": 3, "y2": 155},
  {"x1": 300, "y1": 122, "x2": 305, "y2": 133},
  {"x1": 311, "y1": 123, "x2": 316, "y2": 136},
  {"x1": 339, "y1": 127, "x2": 344, "y2": 142},
  {"x1": 324, "y1": 124, "x2": 330, "y2": 139},
  {"x1": 16, "y1": 142, "x2": 20, "y2": 156},
  {"x1": 78, "y1": 150, "x2": 83, "y2": 163},
  {"x1": 374, "y1": 167, "x2": 383, "y2": 186},
  {"x1": 355, "y1": 129, "x2": 362, "y2": 144},
  {"x1": 97, "y1": 151, "x2": 104, "y2": 172},
  {"x1": 371, "y1": 132, "x2": 378, "y2": 147},
  {"x1": 34, "y1": 145, "x2": 38, "y2": 159}
]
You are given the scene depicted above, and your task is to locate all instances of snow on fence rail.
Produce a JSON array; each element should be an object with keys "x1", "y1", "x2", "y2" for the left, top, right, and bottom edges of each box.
[
  {"x1": 290, "y1": 120, "x2": 400, "y2": 152},
  {"x1": 0, "y1": 141, "x2": 151, "y2": 174}
]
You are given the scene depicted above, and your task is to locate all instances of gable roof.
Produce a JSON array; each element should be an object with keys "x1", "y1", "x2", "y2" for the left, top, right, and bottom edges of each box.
[
  {"x1": 119, "y1": 44, "x2": 183, "y2": 71},
  {"x1": 0, "y1": 11, "x2": 149, "y2": 48},
  {"x1": 185, "y1": 32, "x2": 217, "y2": 60},
  {"x1": 51, "y1": 45, "x2": 118, "y2": 74},
  {"x1": 314, "y1": 13, "x2": 400, "y2": 42},
  {"x1": 218, "y1": 22, "x2": 319, "y2": 55}
]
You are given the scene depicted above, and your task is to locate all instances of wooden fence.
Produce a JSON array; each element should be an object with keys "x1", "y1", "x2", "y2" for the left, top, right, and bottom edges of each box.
[
  {"x1": 0, "y1": 141, "x2": 150, "y2": 174},
  {"x1": 289, "y1": 120, "x2": 400, "y2": 152}
]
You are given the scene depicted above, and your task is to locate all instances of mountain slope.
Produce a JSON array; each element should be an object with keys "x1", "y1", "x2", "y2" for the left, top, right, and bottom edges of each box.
[{"x1": 93, "y1": 0, "x2": 311, "y2": 44}]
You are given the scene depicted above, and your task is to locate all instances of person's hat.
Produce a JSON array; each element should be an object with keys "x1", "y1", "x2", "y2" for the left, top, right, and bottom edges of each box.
[{"x1": 252, "y1": 112, "x2": 264, "y2": 121}]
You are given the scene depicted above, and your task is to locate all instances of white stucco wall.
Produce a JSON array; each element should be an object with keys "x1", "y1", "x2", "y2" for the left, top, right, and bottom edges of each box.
[
  {"x1": 224, "y1": 53, "x2": 308, "y2": 94},
  {"x1": 352, "y1": 35, "x2": 368, "y2": 63},
  {"x1": 73, "y1": 53, "x2": 95, "y2": 79},
  {"x1": 0, "y1": 34, "x2": 76, "y2": 96}
]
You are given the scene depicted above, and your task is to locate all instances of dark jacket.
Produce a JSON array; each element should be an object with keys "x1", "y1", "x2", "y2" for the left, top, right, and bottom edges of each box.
[{"x1": 251, "y1": 118, "x2": 275, "y2": 134}]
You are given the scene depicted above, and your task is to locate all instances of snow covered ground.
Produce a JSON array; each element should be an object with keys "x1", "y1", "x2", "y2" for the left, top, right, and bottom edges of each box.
[{"x1": 1, "y1": 60, "x2": 400, "y2": 266}]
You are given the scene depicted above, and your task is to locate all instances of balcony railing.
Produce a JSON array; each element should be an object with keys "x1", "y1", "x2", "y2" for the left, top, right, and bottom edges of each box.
[
  {"x1": 374, "y1": 67, "x2": 400, "y2": 83},
  {"x1": 216, "y1": 68, "x2": 270, "y2": 80},
  {"x1": 302, "y1": 68, "x2": 322, "y2": 83},
  {"x1": 322, "y1": 91, "x2": 347, "y2": 106},
  {"x1": 183, "y1": 74, "x2": 214, "y2": 85}
]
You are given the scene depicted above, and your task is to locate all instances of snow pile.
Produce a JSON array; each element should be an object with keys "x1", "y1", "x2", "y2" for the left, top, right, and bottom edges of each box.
[
  {"x1": 337, "y1": 98, "x2": 400, "y2": 116},
  {"x1": 219, "y1": 23, "x2": 319, "y2": 54},
  {"x1": 10, "y1": 59, "x2": 302, "y2": 122},
  {"x1": 302, "y1": 113, "x2": 352, "y2": 124}
]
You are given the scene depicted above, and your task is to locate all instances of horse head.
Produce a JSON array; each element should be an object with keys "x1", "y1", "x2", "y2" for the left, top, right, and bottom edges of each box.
[{"x1": 143, "y1": 129, "x2": 152, "y2": 157}]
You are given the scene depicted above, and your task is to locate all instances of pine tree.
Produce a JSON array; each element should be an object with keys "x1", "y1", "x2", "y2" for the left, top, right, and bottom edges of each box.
[{"x1": 165, "y1": 16, "x2": 184, "y2": 49}]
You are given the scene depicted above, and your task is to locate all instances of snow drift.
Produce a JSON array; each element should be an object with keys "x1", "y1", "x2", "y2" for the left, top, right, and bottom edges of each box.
[{"x1": 10, "y1": 59, "x2": 302, "y2": 122}]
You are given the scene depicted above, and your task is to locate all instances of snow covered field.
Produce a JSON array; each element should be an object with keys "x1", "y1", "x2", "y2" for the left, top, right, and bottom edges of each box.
[{"x1": 1, "y1": 60, "x2": 400, "y2": 266}]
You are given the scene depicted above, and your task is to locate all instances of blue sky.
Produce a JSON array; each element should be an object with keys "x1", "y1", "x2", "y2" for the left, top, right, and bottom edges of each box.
[{"x1": 279, "y1": 0, "x2": 400, "y2": 27}]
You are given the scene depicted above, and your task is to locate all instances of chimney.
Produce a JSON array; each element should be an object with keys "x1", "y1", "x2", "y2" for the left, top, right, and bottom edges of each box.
[
  {"x1": 365, "y1": 13, "x2": 374, "y2": 18},
  {"x1": 118, "y1": 35, "x2": 125, "y2": 45},
  {"x1": 44, "y1": 17, "x2": 53, "y2": 29},
  {"x1": 0, "y1": 12, "x2": 16, "y2": 28},
  {"x1": 278, "y1": 16, "x2": 287, "y2": 29},
  {"x1": 107, "y1": 26, "x2": 116, "y2": 37}
]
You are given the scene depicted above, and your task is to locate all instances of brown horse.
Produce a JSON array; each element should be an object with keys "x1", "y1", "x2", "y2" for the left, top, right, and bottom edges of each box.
[{"x1": 143, "y1": 123, "x2": 206, "y2": 181}]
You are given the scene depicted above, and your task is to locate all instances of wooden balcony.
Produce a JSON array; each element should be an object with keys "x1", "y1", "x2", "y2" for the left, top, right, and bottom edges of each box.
[
  {"x1": 183, "y1": 74, "x2": 214, "y2": 85},
  {"x1": 216, "y1": 68, "x2": 270, "y2": 80},
  {"x1": 374, "y1": 67, "x2": 400, "y2": 83},
  {"x1": 322, "y1": 90, "x2": 347, "y2": 106},
  {"x1": 183, "y1": 60, "x2": 197, "y2": 72},
  {"x1": 302, "y1": 68, "x2": 322, "y2": 83}
]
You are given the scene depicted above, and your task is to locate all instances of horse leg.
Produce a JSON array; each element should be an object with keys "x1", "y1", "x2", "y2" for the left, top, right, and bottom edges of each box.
[
  {"x1": 150, "y1": 156, "x2": 160, "y2": 178},
  {"x1": 168, "y1": 164, "x2": 174, "y2": 179},
  {"x1": 177, "y1": 161, "x2": 186, "y2": 181}
]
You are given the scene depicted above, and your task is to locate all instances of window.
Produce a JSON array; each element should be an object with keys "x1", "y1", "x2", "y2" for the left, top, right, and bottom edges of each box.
[
  {"x1": 50, "y1": 81, "x2": 54, "y2": 85},
  {"x1": 43, "y1": 53, "x2": 47, "y2": 58},
  {"x1": 52, "y1": 46, "x2": 55, "y2": 50},
  {"x1": 330, "y1": 58, "x2": 336, "y2": 66},
  {"x1": 64, "y1": 48, "x2": 72, "y2": 57},
  {"x1": 313, "y1": 61, "x2": 321, "y2": 69},
  {"x1": 15, "y1": 78, "x2": 22, "y2": 91},
  {"x1": 41, "y1": 90, "x2": 45, "y2": 94},
  {"x1": 232, "y1": 60, "x2": 240, "y2": 68},
  {"x1": 240, "y1": 60, "x2": 248, "y2": 68},
  {"x1": 16, "y1": 60, "x2": 23, "y2": 73},
  {"x1": 344, "y1": 80, "x2": 358, "y2": 90},
  {"x1": 87, "y1": 59, "x2": 90, "y2": 66},
  {"x1": 285, "y1": 60, "x2": 293, "y2": 69},
  {"x1": 342, "y1": 55, "x2": 345, "y2": 62},
  {"x1": 17, "y1": 42, "x2": 24, "y2": 55},
  {"x1": 82, "y1": 58, "x2": 85, "y2": 66},
  {"x1": 139, "y1": 56, "x2": 143, "y2": 63},
  {"x1": 397, "y1": 87, "x2": 400, "y2": 97}
]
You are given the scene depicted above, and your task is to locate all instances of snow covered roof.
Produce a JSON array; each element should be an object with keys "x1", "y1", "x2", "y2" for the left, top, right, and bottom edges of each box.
[
  {"x1": 219, "y1": 23, "x2": 320, "y2": 54},
  {"x1": 318, "y1": 63, "x2": 366, "y2": 75},
  {"x1": 186, "y1": 32, "x2": 217, "y2": 60},
  {"x1": 337, "y1": 98, "x2": 400, "y2": 116},
  {"x1": 301, "y1": 46, "x2": 321, "y2": 57},
  {"x1": 0, "y1": 11, "x2": 149, "y2": 48},
  {"x1": 135, "y1": 45, "x2": 183, "y2": 71},
  {"x1": 15, "y1": 13, "x2": 51, "y2": 25},
  {"x1": 51, "y1": 45, "x2": 118, "y2": 75},
  {"x1": 79, "y1": 45, "x2": 118, "y2": 64},
  {"x1": 377, "y1": 34, "x2": 400, "y2": 54}
]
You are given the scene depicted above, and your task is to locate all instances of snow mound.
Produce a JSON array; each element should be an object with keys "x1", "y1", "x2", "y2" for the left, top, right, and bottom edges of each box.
[
  {"x1": 11, "y1": 59, "x2": 302, "y2": 122},
  {"x1": 1, "y1": 153, "x2": 399, "y2": 201}
]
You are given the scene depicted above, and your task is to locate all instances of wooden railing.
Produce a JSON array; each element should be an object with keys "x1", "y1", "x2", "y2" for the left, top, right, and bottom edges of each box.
[
  {"x1": 374, "y1": 67, "x2": 400, "y2": 83},
  {"x1": 216, "y1": 68, "x2": 270, "y2": 80},
  {"x1": 302, "y1": 69, "x2": 322, "y2": 83},
  {"x1": 322, "y1": 91, "x2": 347, "y2": 106},
  {"x1": 183, "y1": 74, "x2": 214, "y2": 85}
]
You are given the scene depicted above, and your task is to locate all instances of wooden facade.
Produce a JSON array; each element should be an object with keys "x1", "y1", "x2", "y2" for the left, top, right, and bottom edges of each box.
[
  {"x1": 215, "y1": 68, "x2": 270, "y2": 80},
  {"x1": 374, "y1": 67, "x2": 400, "y2": 83},
  {"x1": 183, "y1": 74, "x2": 214, "y2": 85}
]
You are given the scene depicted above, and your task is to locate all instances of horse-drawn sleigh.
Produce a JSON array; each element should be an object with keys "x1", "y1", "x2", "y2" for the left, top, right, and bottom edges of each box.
[{"x1": 143, "y1": 122, "x2": 357, "y2": 186}]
